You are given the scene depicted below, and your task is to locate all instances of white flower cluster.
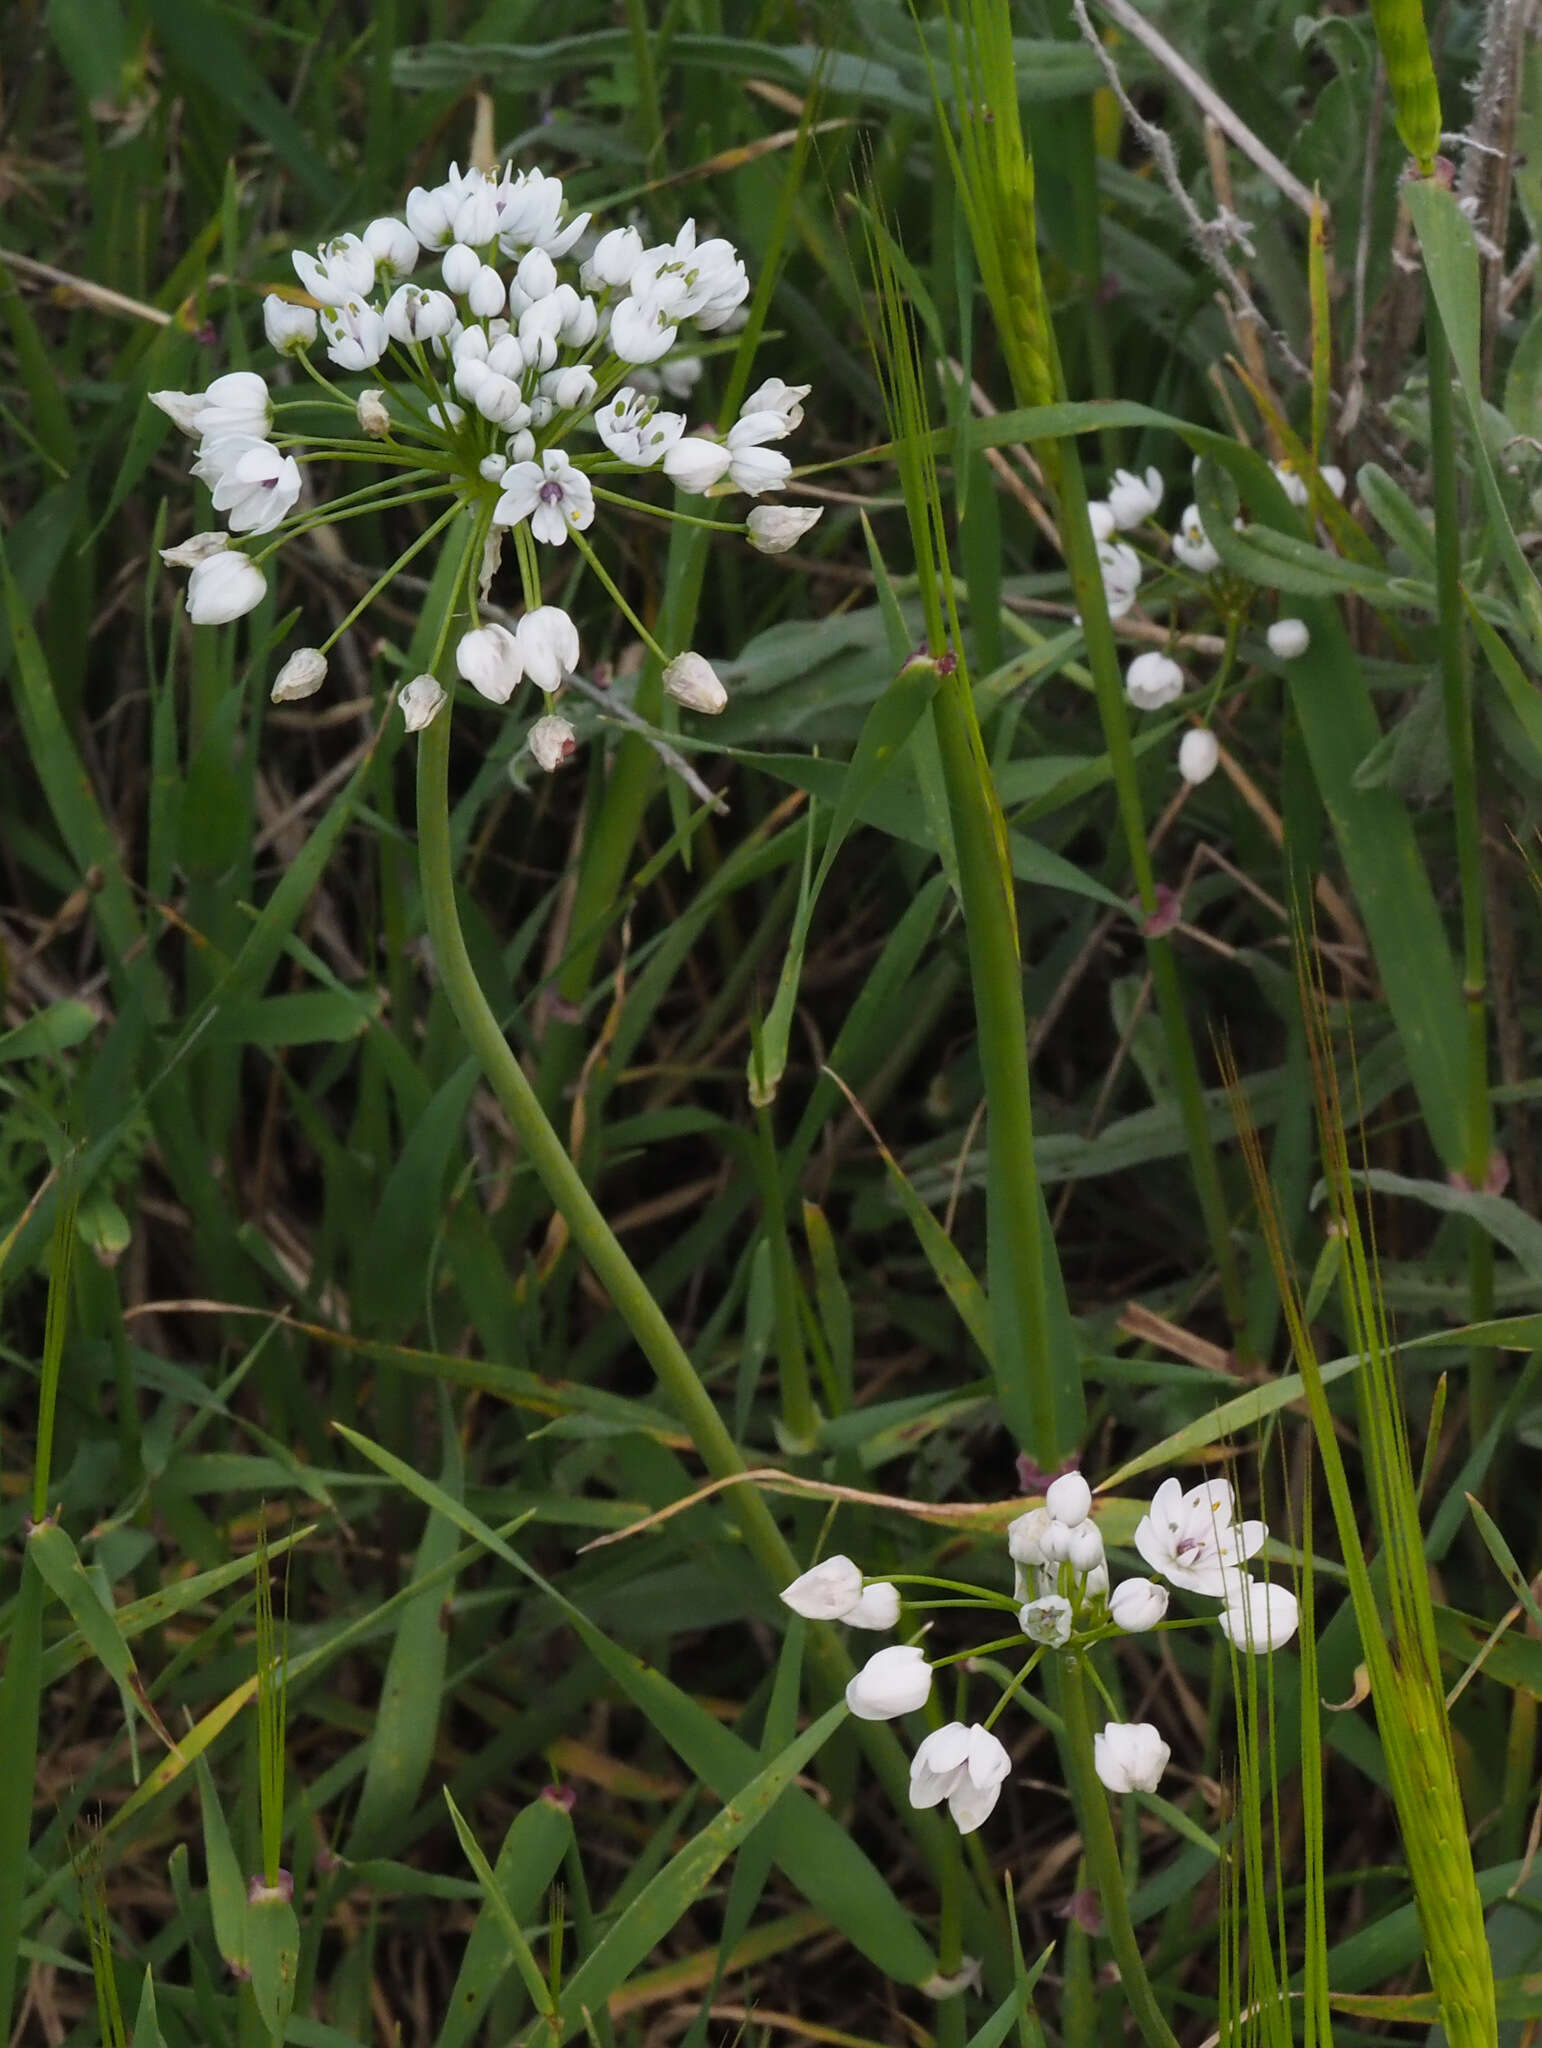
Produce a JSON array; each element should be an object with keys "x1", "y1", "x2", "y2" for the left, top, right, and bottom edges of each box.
[
  {"x1": 150, "y1": 159, "x2": 824, "y2": 759},
  {"x1": 779, "y1": 1469, "x2": 1298, "y2": 1835},
  {"x1": 1077, "y1": 453, "x2": 1331, "y2": 788}
]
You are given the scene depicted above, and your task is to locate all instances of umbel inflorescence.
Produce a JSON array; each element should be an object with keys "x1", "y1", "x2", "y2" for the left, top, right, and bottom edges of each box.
[
  {"x1": 782, "y1": 1471, "x2": 1299, "y2": 1835},
  {"x1": 152, "y1": 159, "x2": 823, "y2": 764}
]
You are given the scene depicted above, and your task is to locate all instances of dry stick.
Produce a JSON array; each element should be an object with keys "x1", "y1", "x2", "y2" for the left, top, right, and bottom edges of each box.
[
  {"x1": 1070, "y1": 0, "x2": 1312, "y2": 386},
  {"x1": 1091, "y1": 0, "x2": 1319, "y2": 220}
]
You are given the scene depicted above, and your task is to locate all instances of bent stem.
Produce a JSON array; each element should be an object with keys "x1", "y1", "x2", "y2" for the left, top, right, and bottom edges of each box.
[{"x1": 1055, "y1": 1656, "x2": 1183, "y2": 2048}]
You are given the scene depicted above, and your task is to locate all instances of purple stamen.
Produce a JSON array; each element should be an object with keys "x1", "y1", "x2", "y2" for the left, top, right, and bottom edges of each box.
[{"x1": 539, "y1": 480, "x2": 564, "y2": 504}]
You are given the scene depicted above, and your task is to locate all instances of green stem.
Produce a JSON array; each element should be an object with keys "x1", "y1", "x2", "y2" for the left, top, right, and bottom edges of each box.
[
  {"x1": 1055, "y1": 441, "x2": 1248, "y2": 1345},
  {"x1": 753, "y1": 1102, "x2": 819, "y2": 1450},
  {"x1": 930, "y1": 660, "x2": 1065, "y2": 1464},
  {"x1": 1055, "y1": 1658, "x2": 1183, "y2": 2048},
  {"x1": 1426, "y1": 286, "x2": 1494, "y2": 1440}
]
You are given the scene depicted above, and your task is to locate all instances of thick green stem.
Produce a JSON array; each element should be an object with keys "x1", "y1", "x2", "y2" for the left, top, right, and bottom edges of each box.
[
  {"x1": 417, "y1": 703, "x2": 789, "y2": 1573},
  {"x1": 930, "y1": 663, "x2": 1066, "y2": 1465},
  {"x1": 1426, "y1": 288, "x2": 1495, "y2": 1439},
  {"x1": 1055, "y1": 441, "x2": 1248, "y2": 1345},
  {"x1": 1055, "y1": 1658, "x2": 1183, "y2": 2048}
]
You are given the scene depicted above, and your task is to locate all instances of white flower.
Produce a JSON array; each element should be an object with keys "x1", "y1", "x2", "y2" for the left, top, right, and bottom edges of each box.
[
  {"x1": 473, "y1": 373, "x2": 528, "y2": 428},
  {"x1": 479, "y1": 453, "x2": 509, "y2": 483},
  {"x1": 456, "y1": 623, "x2": 524, "y2": 704},
  {"x1": 610, "y1": 294, "x2": 677, "y2": 364},
  {"x1": 1272, "y1": 461, "x2": 1310, "y2": 509},
  {"x1": 1083, "y1": 1563, "x2": 1109, "y2": 1601},
  {"x1": 321, "y1": 298, "x2": 389, "y2": 372},
  {"x1": 845, "y1": 1644, "x2": 931, "y2": 1721},
  {"x1": 847, "y1": 1581, "x2": 901, "y2": 1630},
  {"x1": 661, "y1": 354, "x2": 703, "y2": 400},
  {"x1": 453, "y1": 178, "x2": 501, "y2": 247},
  {"x1": 1040, "y1": 1519, "x2": 1076, "y2": 1565},
  {"x1": 663, "y1": 435, "x2": 732, "y2": 494},
  {"x1": 1108, "y1": 1579, "x2": 1169, "y2": 1632},
  {"x1": 909, "y1": 1723, "x2": 1012, "y2": 1834},
  {"x1": 356, "y1": 389, "x2": 390, "y2": 439},
  {"x1": 270, "y1": 647, "x2": 327, "y2": 702},
  {"x1": 1007, "y1": 1508, "x2": 1053, "y2": 1566},
  {"x1": 518, "y1": 295, "x2": 564, "y2": 370},
  {"x1": 155, "y1": 369, "x2": 270, "y2": 443},
  {"x1": 725, "y1": 412, "x2": 792, "y2": 495},
  {"x1": 515, "y1": 606, "x2": 580, "y2": 693},
  {"x1": 541, "y1": 363, "x2": 597, "y2": 413},
  {"x1": 741, "y1": 377, "x2": 811, "y2": 431},
  {"x1": 468, "y1": 264, "x2": 507, "y2": 319},
  {"x1": 190, "y1": 432, "x2": 267, "y2": 490},
  {"x1": 292, "y1": 232, "x2": 375, "y2": 307},
  {"x1": 558, "y1": 289, "x2": 599, "y2": 348},
  {"x1": 1094, "y1": 1721, "x2": 1170, "y2": 1794},
  {"x1": 1178, "y1": 728, "x2": 1220, "y2": 785},
  {"x1": 186, "y1": 552, "x2": 266, "y2": 624},
  {"x1": 1087, "y1": 500, "x2": 1116, "y2": 542},
  {"x1": 528, "y1": 714, "x2": 578, "y2": 771},
  {"x1": 1107, "y1": 465, "x2": 1163, "y2": 529},
  {"x1": 515, "y1": 247, "x2": 557, "y2": 304},
  {"x1": 405, "y1": 184, "x2": 457, "y2": 251},
  {"x1": 428, "y1": 401, "x2": 466, "y2": 432},
  {"x1": 1133, "y1": 1477, "x2": 1265, "y2": 1597},
  {"x1": 383, "y1": 284, "x2": 456, "y2": 345},
  {"x1": 780, "y1": 1555, "x2": 864, "y2": 1619},
  {"x1": 363, "y1": 216, "x2": 420, "y2": 283},
  {"x1": 1020, "y1": 1594, "x2": 1072, "y2": 1646},
  {"x1": 506, "y1": 427, "x2": 536, "y2": 463},
  {"x1": 663, "y1": 651, "x2": 727, "y2": 714},
  {"x1": 494, "y1": 449, "x2": 595, "y2": 545},
  {"x1": 398, "y1": 674, "x2": 446, "y2": 731},
  {"x1": 1045, "y1": 1472, "x2": 1092, "y2": 1526},
  {"x1": 1267, "y1": 617, "x2": 1310, "y2": 659},
  {"x1": 1125, "y1": 650, "x2": 1183, "y2": 711},
  {"x1": 262, "y1": 295, "x2": 317, "y2": 355},
  {"x1": 1321, "y1": 464, "x2": 1347, "y2": 500},
  {"x1": 747, "y1": 505, "x2": 822, "y2": 555},
  {"x1": 596, "y1": 388, "x2": 685, "y2": 468},
  {"x1": 1098, "y1": 539, "x2": 1142, "y2": 619},
  {"x1": 1172, "y1": 504, "x2": 1220, "y2": 574},
  {"x1": 1218, "y1": 1580, "x2": 1299, "y2": 1652},
  {"x1": 159, "y1": 530, "x2": 228, "y2": 568},
  {"x1": 583, "y1": 224, "x2": 645, "y2": 292},
  {"x1": 210, "y1": 443, "x2": 302, "y2": 535},
  {"x1": 441, "y1": 243, "x2": 481, "y2": 296},
  {"x1": 1065, "y1": 1522, "x2": 1104, "y2": 1574}
]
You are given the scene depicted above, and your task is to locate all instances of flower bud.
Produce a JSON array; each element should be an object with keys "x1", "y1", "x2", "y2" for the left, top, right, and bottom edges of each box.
[
  {"x1": 516, "y1": 247, "x2": 557, "y2": 302},
  {"x1": 844, "y1": 1644, "x2": 931, "y2": 1721},
  {"x1": 781, "y1": 1555, "x2": 863, "y2": 1620},
  {"x1": 663, "y1": 436, "x2": 732, "y2": 494},
  {"x1": 186, "y1": 552, "x2": 266, "y2": 625},
  {"x1": 528, "y1": 714, "x2": 578, "y2": 772},
  {"x1": 1125, "y1": 650, "x2": 1184, "y2": 712},
  {"x1": 1109, "y1": 1579, "x2": 1168, "y2": 1632},
  {"x1": 1217, "y1": 1580, "x2": 1299, "y2": 1652},
  {"x1": 1040, "y1": 1519, "x2": 1076, "y2": 1565},
  {"x1": 356, "y1": 389, "x2": 391, "y2": 440},
  {"x1": 363, "y1": 216, "x2": 420, "y2": 282},
  {"x1": 514, "y1": 606, "x2": 580, "y2": 694},
  {"x1": 1065, "y1": 1521, "x2": 1104, "y2": 1574},
  {"x1": 1266, "y1": 617, "x2": 1310, "y2": 660},
  {"x1": 1106, "y1": 464, "x2": 1164, "y2": 529},
  {"x1": 1045, "y1": 1472, "x2": 1092, "y2": 1526},
  {"x1": 455, "y1": 622, "x2": 524, "y2": 705},
  {"x1": 1087, "y1": 500, "x2": 1116, "y2": 542},
  {"x1": 847, "y1": 1581, "x2": 901, "y2": 1631},
  {"x1": 1094, "y1": 1721, "x2": 1170, "y2": 1794},
  {"x1": 262, "y1": 295, "x2": 318, "y2": 355},
  {"x1": 468, "y1": 264, "x2": 507, "y2": 319},
  {"x1": 398, "y1": 675, "x2": 445, "y2": 732},
  {"x1": 1178, "y1": 728, "x2": 1220, "y2": 785},
  {"x1": 1007, "y1": 1508, "x2": 1052, "y2": 1565},
  {"x1": 663, "y1": 651, "x2": 727, "y2": 714},
  {"x1": 270, "y1": 647, "x2": 327, "y2": 703},
  {"x1": 442, "y1": 242, "x2": 481, "y2": 295},
  {"x1": 582, "y1": 225, "x2": 643, "y2": 292},
  {"x1": 747, "y1": 504, "x2": 824, "y2": 555}
]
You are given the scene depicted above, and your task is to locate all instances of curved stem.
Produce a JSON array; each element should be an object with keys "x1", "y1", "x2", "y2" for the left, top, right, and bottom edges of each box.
[{"x1": 1055, "y1": 1656, "x2": 1183, "y2": 2048}]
